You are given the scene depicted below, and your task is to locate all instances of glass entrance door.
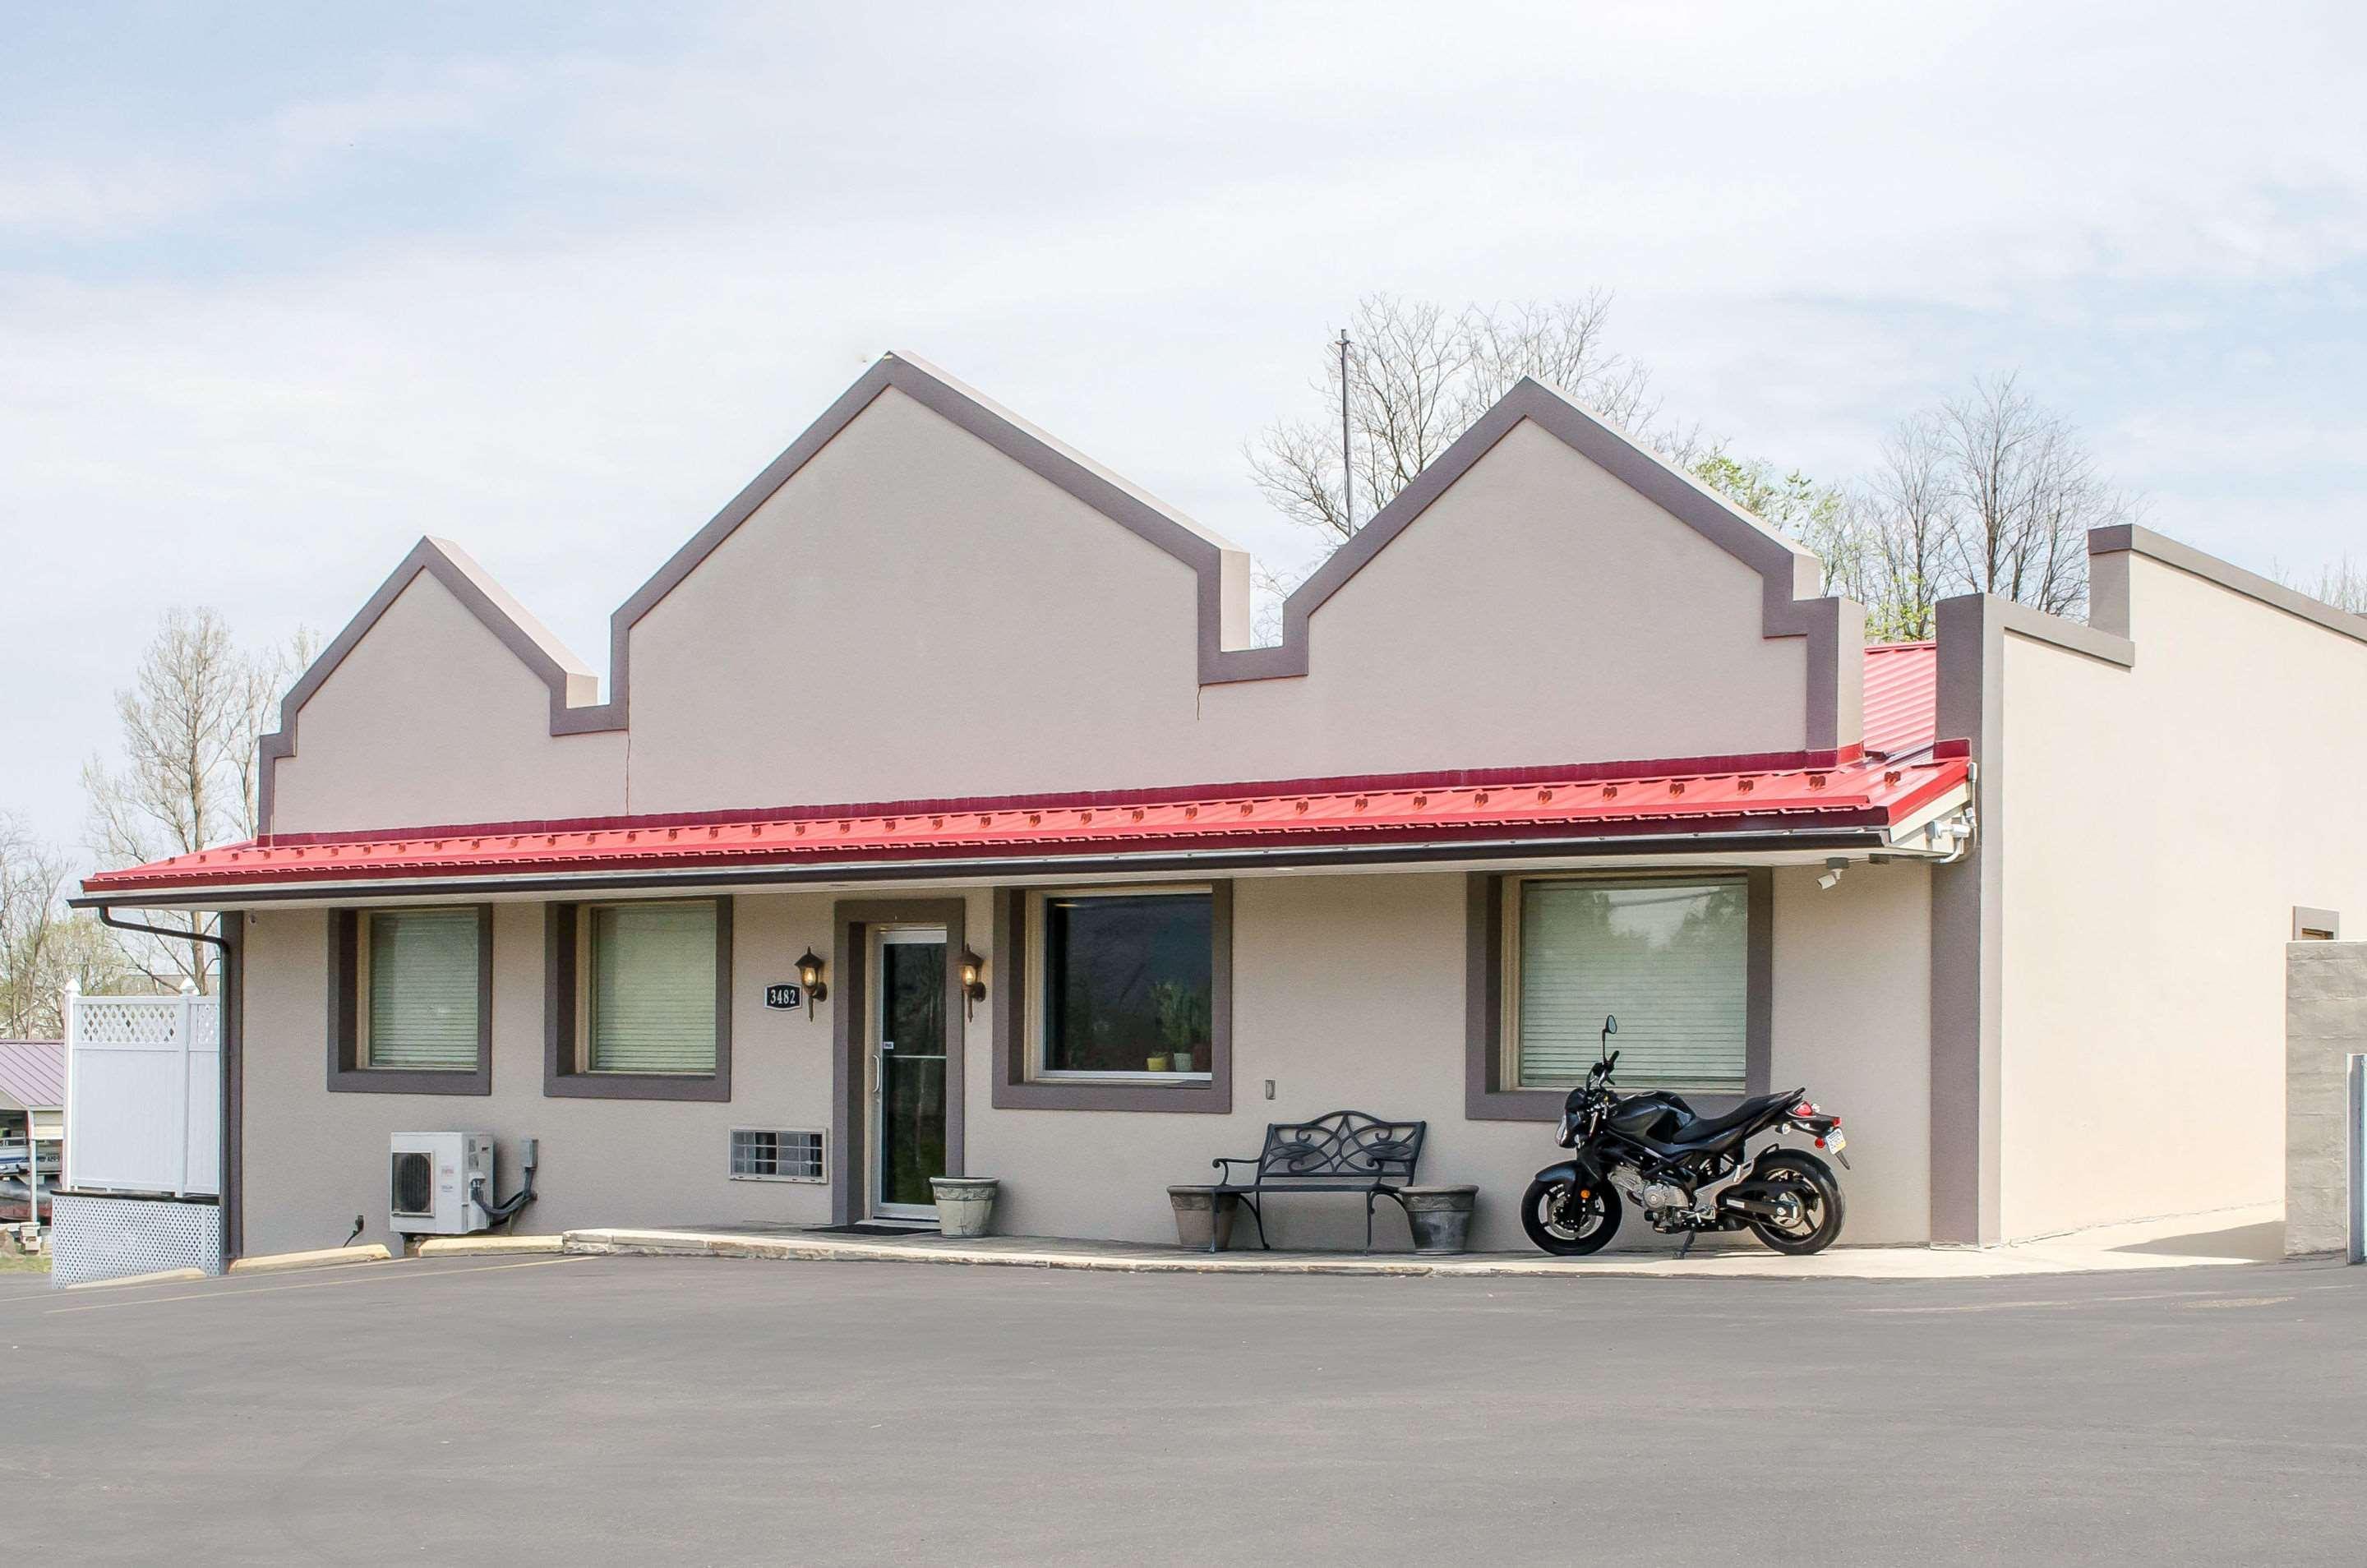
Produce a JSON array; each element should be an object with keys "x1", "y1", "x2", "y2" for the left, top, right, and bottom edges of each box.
[{"x1": 870, "y1": 926, "x2": 948, "y2": 1220}]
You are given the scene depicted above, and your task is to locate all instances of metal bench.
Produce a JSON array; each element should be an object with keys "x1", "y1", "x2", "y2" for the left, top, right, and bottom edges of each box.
[{"x1": 1209, "y1": 1110, "x2": 1428, "y2": 1253}]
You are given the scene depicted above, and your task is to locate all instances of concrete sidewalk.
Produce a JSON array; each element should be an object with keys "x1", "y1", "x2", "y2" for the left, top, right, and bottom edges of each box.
[{"x1": 564, "y1": 1201, "x2": 2286, "y2": 1280}]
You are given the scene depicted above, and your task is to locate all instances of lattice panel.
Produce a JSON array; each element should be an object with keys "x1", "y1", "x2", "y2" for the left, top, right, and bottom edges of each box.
[
  {"x1": 48, "y1": 1192, "x2": 224, "y2": 1285},
  {"x1": 76, "y1": 1000, "x2": 187, "y2": 1046}
]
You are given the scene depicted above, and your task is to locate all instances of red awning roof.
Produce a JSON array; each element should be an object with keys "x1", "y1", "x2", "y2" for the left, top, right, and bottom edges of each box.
[{"x1": 81, "y1": 746, "x2": 1969, "y2": 900}]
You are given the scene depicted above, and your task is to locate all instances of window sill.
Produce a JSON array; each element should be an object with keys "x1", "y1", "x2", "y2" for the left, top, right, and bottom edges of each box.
[
  {"x1": 1036, "y1": 1071, "x2": 1215, "y2": 1085},
  {"x1": 546, "y1": 1070, "x2": 729, "y2": 1103},
  {"x1": 1469, "y1": 1086, "x2": 1756, "y2": 1123},
  {"x1": 991, "y1": 1073, "x2": 1230, "y2": 1114},
  {"x1": 328, "y1": 1063, "x2": 488, "y2": 1096}
]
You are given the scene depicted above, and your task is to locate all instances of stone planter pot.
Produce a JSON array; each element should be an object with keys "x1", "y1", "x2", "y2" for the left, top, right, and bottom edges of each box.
[
  {"x1": 1167, "y1": 1185, "x2": 1239, "y2": 1251},
  {"x1": 930, "y1": 1177, "x2": 999, "y2": 1238},
  {"x1": 1400, "y1": 1185, "x2": 1479, "y2": 1255}
]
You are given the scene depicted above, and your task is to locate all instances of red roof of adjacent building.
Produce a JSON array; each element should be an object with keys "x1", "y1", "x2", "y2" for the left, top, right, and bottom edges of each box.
[
  {"x1": 1862, "y1": 641, "x2": 1938, "y2": 758},
  {"x1": 0, "y1": 1040, "x2": 65, "y2": 1111}
]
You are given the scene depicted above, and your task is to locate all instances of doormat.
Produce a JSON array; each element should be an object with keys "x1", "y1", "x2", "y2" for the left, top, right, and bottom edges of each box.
[{"x1": 810, "y1": 1223, "x2": 940, "y2": 1238}]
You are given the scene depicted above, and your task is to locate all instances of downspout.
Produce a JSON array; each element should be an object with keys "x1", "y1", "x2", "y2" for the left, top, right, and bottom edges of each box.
[{"x1": 95, "y1": 908, "x2": 239, "y2": 1263}]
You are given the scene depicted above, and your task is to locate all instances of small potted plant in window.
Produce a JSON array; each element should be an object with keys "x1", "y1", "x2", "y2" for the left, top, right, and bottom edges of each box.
[{"x1": 1151, "y1": 980, "x2": 1207, "y2": 1074}]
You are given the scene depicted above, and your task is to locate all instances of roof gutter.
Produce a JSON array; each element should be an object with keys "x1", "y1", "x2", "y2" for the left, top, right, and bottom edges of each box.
[{"x1": 73, "y1": 823, "x2": 1912, "y2": 910}]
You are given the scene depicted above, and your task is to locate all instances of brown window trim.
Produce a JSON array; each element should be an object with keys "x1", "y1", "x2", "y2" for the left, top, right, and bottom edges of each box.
[
  {"x1": 990, "y1": 882, "x2": 1233, "y2": 1114},
  {"x1": 543, "y1": 897, "x2": 733, "y2": 1103},
  {"x1": 1465, "y1": 869, "x2": 1770, "y2": 1123},
  {"x1": 327, "y1": 906, "x2": 492, "y2": 1095}
]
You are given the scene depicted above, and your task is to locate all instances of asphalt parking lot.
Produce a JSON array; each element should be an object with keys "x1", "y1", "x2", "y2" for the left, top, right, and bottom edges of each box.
[{"x1": 3, "y1": 1253, "x2": 2363, "y2": 1566}]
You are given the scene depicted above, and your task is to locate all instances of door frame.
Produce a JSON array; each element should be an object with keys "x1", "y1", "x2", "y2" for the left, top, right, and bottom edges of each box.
[
  {"x1": 867, "y1": 922, "x2": 949, "y2": 1222},
  {"x1": 830, "y1": 898, "x2": 970, "y2": 1226}
]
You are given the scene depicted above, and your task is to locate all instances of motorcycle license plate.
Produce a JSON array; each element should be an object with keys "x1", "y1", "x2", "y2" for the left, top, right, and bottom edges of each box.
[{"x1": 1825, "y1": 1131, "x2": 1847, "y2": 1154}]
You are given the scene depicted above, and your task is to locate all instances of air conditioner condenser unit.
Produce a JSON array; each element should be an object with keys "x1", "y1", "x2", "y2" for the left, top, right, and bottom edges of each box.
[{"x1": 390, "y1": 1132, "x2": 494, "y2": 1236}]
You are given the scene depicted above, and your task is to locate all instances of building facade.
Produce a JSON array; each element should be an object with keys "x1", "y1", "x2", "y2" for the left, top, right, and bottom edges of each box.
[{"x1": 78, "y1": 355, "x2": 2367, "y2": 1257}]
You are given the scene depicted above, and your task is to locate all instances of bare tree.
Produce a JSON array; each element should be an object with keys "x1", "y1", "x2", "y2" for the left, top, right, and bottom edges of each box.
[
  {"x1": 2279, "y1": 557, "x2": 2367, "y2": 616},
  {"x1": 82, "y1": 610, "x2": 313, "y2": 991},
  {"x1": 1248, "y1": 292, "x2": 1663, "y2": 551},
  {"x1": 1249, "y1": 302, "x2": 2134, "y2": 644},
  {"x1": 1853, "y1": 414, "x2": 1954, "y2": 641},
  {"x1": 0, "y1": 816, "x2": 148, "y2": 1038},
  {"x1": 1933, "y1": 375, "x2": 2128, "y2": 620}
]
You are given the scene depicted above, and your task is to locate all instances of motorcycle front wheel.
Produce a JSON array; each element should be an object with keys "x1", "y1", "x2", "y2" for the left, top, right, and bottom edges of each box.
[
  {"x1": 1746, "y1": 1151, "x2": 1846, "y2": 1255},
  {"x1": 1520, "y1": 1176, "x2": 1622, "y2": 1256}
]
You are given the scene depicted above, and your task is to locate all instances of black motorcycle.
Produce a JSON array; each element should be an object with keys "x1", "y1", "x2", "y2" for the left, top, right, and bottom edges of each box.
[{"x1": 1522, "y1": 1016, "x2": 1850, "y2": 1257}]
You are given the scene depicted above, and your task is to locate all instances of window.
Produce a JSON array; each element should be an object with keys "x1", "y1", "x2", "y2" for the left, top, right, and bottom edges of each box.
[
  {"x1": 361, "y1": 909, "x2": 482, "y2": 1070},
  {"x1": 1036, "y1": 889, "x2": 1214, "y2": 1080},
  {"x1": 1510, "y1": 876, "x2": 1749, "y2": 1093},
  {"x1": 585, "y1": 902, "x2": 720, "y2": 1074},
  {"x1": 328, "y1": 906, "x2": 491, "y2": 1095},
  {"x1": 2294, "y1": 906, "x2": 2342, "y2": 941},
  {"x1": 730, "y1": 1128, "x2": 825, "y2": 1183},
  {"x1": 544, "y1": 899, "x2": 733, "y2": 1101}
]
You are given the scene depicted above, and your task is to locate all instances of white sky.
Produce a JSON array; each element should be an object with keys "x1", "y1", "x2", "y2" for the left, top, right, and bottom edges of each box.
[{"x1": 5, "y1": 2, "x2": 2364, "y2": 854}]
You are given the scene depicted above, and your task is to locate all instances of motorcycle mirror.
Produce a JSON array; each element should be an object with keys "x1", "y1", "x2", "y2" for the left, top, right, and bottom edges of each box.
[{"x1": 1603, "y1": 1014, "x2": 1618, "y2": 1036}]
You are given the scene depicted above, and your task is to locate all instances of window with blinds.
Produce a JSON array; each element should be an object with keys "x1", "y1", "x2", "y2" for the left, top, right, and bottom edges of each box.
[
  {"x1": 1513, "y1": 877, "x2": 1748, "y2": 1092},
  {"x1": 585, "y1": 902, "x2": 719, "y2": 1074},
  {"x1": 362, "y1": 909, "x2": 482, "y2": 1070}
]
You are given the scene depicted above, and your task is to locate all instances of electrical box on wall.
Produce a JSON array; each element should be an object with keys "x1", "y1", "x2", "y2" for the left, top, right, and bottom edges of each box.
[{"x1": 389, "y1": 1132, "x2": 493, "y2": 1235}]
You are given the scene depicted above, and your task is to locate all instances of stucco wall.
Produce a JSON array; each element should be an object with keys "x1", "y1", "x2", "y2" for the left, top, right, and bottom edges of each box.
[
  {"x1": 237, "y1": 865, "x2": 1935, "y2": 1257},
  {"x1": 270, "y1": 572, "x2": 626, "y2": 836},
  {"x1": 238, "y1": 895, "x2": 842, "y2": 1257},
  {"x1": 2285, "y1": 942, "x2": 2365, "y2": 1257},
  {"x1": 622, "y1": 388, "x2": 1212, "y2": 811},
  {"x1": 1769, "y1": 860, "x2": 1931, "y2": 1244},
  {"x1": 1996, "y1": 555, "x2": 2367, "y2": 1240}
]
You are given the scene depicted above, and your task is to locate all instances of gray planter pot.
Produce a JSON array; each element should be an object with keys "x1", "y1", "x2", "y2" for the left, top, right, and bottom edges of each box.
[
  {"x1": 930, "y1": 1177, "x2": 999, "y2": 1238},
  {"x1": 1400, "y1": 1185, "x2": 1479, "y2": 1255},
  {"x1": 1167, "y1": 1185, "x2": 1239, "y2": 1251}
]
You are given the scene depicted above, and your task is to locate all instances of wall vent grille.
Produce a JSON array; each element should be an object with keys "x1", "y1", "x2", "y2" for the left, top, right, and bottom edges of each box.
[{"x1": 729, "y1": 1128, "x2": 825, "y2": 1183}]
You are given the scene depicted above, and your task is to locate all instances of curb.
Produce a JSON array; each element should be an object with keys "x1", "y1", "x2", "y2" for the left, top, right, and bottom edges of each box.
[
  {"x1": 564, "y1": 1231, "x2": 1440, "y2": 1276},
  {"x1": 61, "y1": 1266, "x2": 207, "y2": 1292},
  {"x1": 556, "y1": 1227, "x2": 2273, "y2": 1283},
  {"x1": 228, "y1": 1244, "x2": 392, "y2": 1275},
  {"x1": 411, "y1": 1235, "x2": 564, "y2": 1257}
]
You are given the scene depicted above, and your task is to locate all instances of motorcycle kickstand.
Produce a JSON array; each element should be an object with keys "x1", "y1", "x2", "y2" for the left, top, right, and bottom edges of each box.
[{"x1": 1677, "y1": 1231, "x2": 1697, "y2": 1260}]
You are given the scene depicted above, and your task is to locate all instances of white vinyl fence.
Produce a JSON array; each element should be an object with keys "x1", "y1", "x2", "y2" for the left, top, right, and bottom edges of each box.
[{"x1": 63, "y1": 981, "x2": 221, "y2": 1198}]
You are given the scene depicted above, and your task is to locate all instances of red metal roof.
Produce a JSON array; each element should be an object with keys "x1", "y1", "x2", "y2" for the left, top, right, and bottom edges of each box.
[
  {"x1": 0, "y1": 1040, "x2": 65, "y2": 1110},
  {"x1": 1862, "y1": 642, "x2": 1938, "y2": 758},
  {"x1": 82, "y1": 747, "x2": 1969, "y2": 897}
]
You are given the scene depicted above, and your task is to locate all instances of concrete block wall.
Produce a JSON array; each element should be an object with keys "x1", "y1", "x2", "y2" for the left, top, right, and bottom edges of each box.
[{"x1": 2285, "y1": 942, "x2": 2367, "y2": 1257}]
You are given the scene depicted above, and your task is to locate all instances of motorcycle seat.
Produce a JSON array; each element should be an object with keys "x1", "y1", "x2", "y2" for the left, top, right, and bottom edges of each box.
[{"x1": 1662, "y1": 1089, "x2": 1801, "y2": 1151}]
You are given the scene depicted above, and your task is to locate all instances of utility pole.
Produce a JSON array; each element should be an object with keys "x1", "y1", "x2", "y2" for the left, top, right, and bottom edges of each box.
[{"x1": 1337, "y1": 329, "x2": 1354, "y2": 533}]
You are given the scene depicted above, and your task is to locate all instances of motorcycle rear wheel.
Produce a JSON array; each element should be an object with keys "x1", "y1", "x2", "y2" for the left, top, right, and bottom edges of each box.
[
  {"x1": 1521, "y1": 1176, "x2": 1622, "y2": 1256},
  {"x1": 1745, "y1": 1151, "x2": 1846, "y2": 1255}
]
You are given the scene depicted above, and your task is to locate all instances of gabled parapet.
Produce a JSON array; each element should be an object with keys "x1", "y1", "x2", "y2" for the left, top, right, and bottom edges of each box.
[
  {"x1": 1239, "y1": 376, "x2": 1866, "y2": 754},
  {"x1": 258, "y1": 353, "x2": 1875, "y2": 836}
]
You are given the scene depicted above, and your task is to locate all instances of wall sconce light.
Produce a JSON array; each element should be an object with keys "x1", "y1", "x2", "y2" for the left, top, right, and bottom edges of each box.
[
  {"x1": 796, "y1": 948, "x2": 828, "y2": 1017},
  {"x1": 960, "y1": 948, "x2": 987, "y2": 1018}
]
